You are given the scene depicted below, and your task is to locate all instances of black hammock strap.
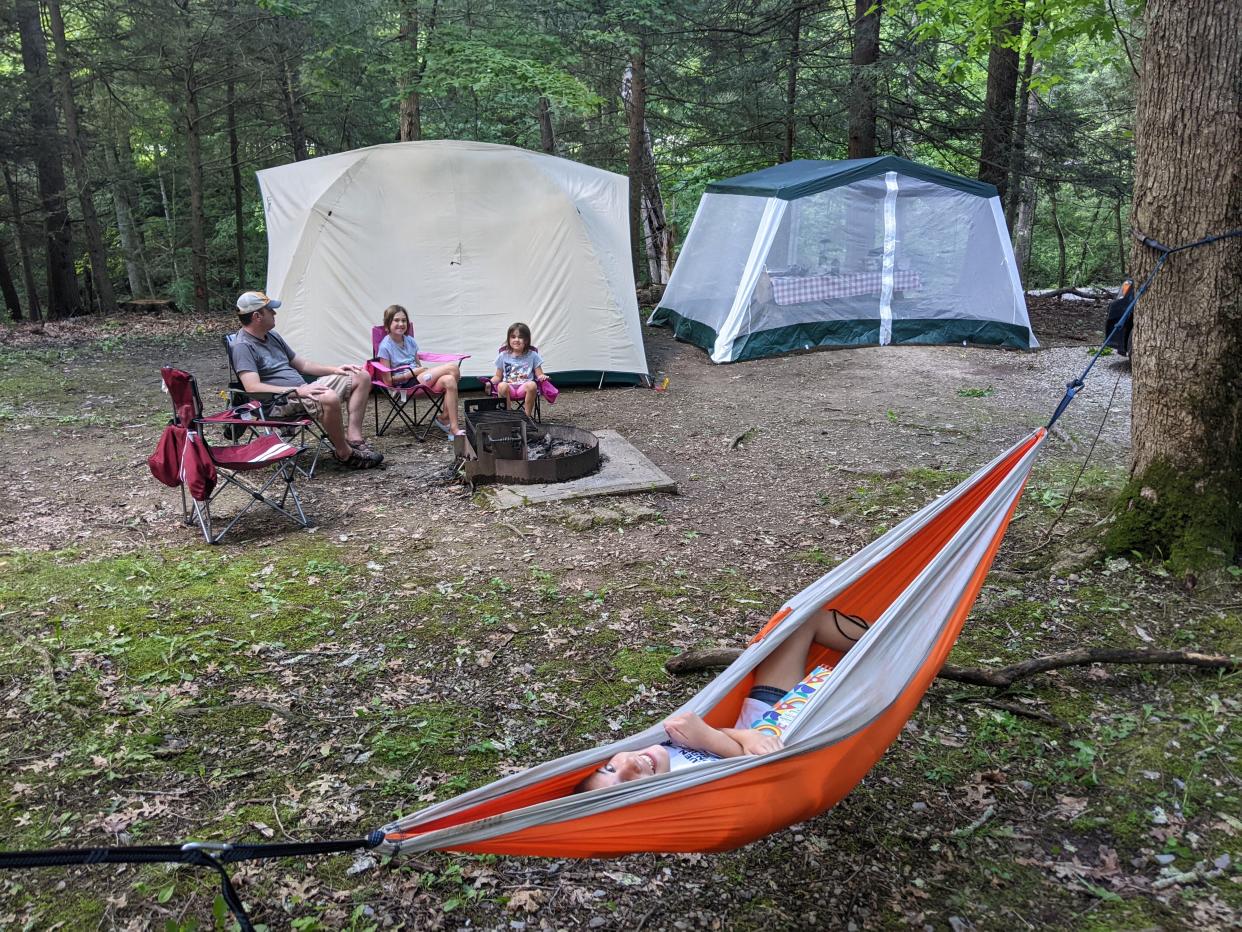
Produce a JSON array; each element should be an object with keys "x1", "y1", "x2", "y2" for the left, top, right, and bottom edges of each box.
[
  {"x1": 0, "y1": 832, "x2": 386, "y2": 932},
  {"x1": 1045, "y1": 225, "x2": 1242, "y2": 430}
]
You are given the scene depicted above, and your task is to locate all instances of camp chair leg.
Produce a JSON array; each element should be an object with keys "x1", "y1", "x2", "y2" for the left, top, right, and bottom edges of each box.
[{"x1": 190, "y1": 464, "x2": 311, "y2": 545}]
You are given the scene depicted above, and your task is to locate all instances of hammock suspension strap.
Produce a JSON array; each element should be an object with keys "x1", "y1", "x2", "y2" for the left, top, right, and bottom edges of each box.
[{"x1": 0, "y1": 832, "x2": 386, "y2": 931}]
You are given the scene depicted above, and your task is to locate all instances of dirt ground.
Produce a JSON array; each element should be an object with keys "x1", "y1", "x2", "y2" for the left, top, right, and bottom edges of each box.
[
  {"x1": 0, "y1": 299, "x2": 1131, "y2": 559},
  {"x1": 1, "y1": 300, "x2": 1239, "y2": 931}
]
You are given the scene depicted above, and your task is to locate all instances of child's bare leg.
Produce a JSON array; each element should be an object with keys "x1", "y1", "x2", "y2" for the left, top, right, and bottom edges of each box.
[
  {"x1": 523, "y1": 383, "x2": 536, "y2": 416},
  {"x1": 750, "y1": 608, "x2": 870, "y2": 692},
  {"x1": 497, "y1": 382, "x2": 511, "y2": 407},
  {"x1": 434, "y1": 373, "x2": 461, "y2": 432}
]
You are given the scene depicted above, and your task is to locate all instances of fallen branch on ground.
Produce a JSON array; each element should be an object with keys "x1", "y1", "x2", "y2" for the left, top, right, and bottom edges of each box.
[{"x1": 665, "y1": 646, "x2": 1238, "y2": 686}]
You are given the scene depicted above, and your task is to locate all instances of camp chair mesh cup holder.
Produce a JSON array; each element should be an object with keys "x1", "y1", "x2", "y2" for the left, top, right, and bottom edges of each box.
[
  {"x1": 366, "y1": 326, "x2": 470, "y2": 440},
  {"x1": 222, "y1": 333, "x2": 331, "y2": 477},
  {"x1": 156, "y1": 367, "x2": 311, "y2": 544}
]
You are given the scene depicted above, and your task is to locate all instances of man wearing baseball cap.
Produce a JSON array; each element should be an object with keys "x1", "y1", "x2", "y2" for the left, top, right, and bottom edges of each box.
[{"x1": 232, "y1": 290, "x2": 382, "y2": 469}]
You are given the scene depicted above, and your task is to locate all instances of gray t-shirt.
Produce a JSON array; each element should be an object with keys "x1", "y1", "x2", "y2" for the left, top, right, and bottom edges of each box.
[{"x1": 232, "y1": 329, "x2": 303, "y2": 388}]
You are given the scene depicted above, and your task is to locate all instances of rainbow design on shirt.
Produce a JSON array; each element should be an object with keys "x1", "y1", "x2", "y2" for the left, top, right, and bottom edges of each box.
[{"x1": 751, "y1": 665, "x2": 834, "y2": 738}]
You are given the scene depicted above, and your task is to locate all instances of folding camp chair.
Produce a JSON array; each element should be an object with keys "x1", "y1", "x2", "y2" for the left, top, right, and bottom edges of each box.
[
  {"x1": 223, "y1": 333, "x2": 330, "y2": 477},
  {"x1": 151, "y1": 367, "x2": 310, "y2": 544},
  {"x1": 480, "y1": 345, "x2": 559, "y2": 423},
  {"x1": 365, "y1": 325, "x2": 470, "y2": 440}
]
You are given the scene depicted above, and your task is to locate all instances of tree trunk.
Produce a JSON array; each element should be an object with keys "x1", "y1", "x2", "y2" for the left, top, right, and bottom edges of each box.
[
  {"x1": 155, "y1": 151, "x2": 180, "y2": 282},
  {"x1": 1048, "y1": 184, "x2": 1067, "y2": 288},
  {"x1": 0, "y1": 233, "x2": 23, "y2": 320},
  {"x1": 227, "y1": 0, "x2": 245, "y2": 288},
  {"x1": 47, "y1": 0, "x2": 116, "y2": 315},
  {"x1": 280, "y1": 56, "x2": 309, "y2": 161},
  {"x1": 1012, "y1": 72, "x2": 1045, "y2": 277},
  {"x1": 847, "y1": 0, "x2": 881, "y2": 159},
  {"x1": 398, "y1": 0, "x2": 423, "y2": 141},
  {"x1": 978, "y1": 15, "x2": 1022, "y2": 201},
  {"x1": 537, "y1": 96, "x2": 555, "y2": 153},
  {"x1": 1073, "y1": 197, "x2": 1104, "y2": 282},
  {"x1": 624, "y1": 45, "x2": 647, "y2": 283},
  {"x1": 621, "y1": 53, "x2": 673, "y2": 285},
  {"x1": 15, "y1": 0, "x2": 80, "y2": 318},
  {"x1": 4, "y1": 164, "x2": 43, "y2": 321},
  {"x1": 182, "y1": 87, "x2": 209, "y2": 314},
  {"x1": 1004, "y1": 37, "x2": 1037, "y2": 231},
  {"x1": 781, "y1": 6, "x2": 801, "y2": 163},
  {"x1": 103, "y1": 138, "x2": 142, "y2": 297},
  {"x1": 227, "y1": 87, "x2": 245, "y2": 288},
  {"x1": 1105, "y1": 0, "x2": 1242, "y2": 571},
  {"x1": 1114, "y1": 198, "x2": 1127, "y2": 278}
]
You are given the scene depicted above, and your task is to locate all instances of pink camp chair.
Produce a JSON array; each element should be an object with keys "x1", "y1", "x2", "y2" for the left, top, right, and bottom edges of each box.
[
  {"x1": 480, "y1": 346, "x2": 559, "y2": 423},
  {"x1": 365, "y1": 326, "x2": 470, "y2": 440},
  {"x1": 151, "y1": 368, "x2": 310, "y2": 544}
]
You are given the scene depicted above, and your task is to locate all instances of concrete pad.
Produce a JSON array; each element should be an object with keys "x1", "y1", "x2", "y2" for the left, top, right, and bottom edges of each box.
[{"x1": 487, "y1": 429, "x2": 677, "y2": 509}]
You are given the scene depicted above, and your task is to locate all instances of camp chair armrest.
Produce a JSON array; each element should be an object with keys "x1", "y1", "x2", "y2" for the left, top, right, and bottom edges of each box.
[
  {"x1": 196, "y1": 415, "x2": 296, "y2": 429},
  {"x1": 418, "y1": 353, "x2": 470, "y2": 363},
  {"x1": 367, "y1": 358, "x2": 413, "y2": 375}
]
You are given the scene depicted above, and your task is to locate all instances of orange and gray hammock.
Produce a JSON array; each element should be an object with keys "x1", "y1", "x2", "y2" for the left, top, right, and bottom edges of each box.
[{"x1": 377, "y1": 428, "x2": 1044, "y2": 856}]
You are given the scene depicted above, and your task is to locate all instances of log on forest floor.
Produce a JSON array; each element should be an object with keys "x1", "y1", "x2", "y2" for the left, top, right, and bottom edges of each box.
[{"x1": 665, "y1": 646, "x2": 1239, "y2": 687}]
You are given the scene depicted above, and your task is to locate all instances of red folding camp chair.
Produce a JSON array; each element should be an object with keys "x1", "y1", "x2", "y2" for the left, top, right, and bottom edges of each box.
[
  {"x1": 480, "y1": 345, "x2": 559, "y2": 423},
  {"x1": 151, "y1": 367, "x2": 310, "y2": 544},
  {"x1": 223, "y1": 333, "x2": 330, "y2": 478},
  {"x1": 365, "y1": 325, "x2": 470, "y2": 440}
]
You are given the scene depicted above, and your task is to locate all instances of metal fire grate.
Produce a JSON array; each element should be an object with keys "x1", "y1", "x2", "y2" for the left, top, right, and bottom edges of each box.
[{"x1": 459, "y1": 398, "x2": 600, "y2": 485}]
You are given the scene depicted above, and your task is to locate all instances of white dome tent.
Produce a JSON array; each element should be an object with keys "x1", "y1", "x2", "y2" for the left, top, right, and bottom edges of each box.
[
  {"x1": 650, "y1": 156, "x2": 1036, "y2": 362},
  {"x1": 257, "y1": 140, "x2": 649, "y2": 383}
]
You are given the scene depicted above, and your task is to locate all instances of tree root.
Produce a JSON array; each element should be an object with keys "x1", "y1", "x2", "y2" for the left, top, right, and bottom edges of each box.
[{"x1": 665, "y1": 646, "x2": 1239, "y2": 687}]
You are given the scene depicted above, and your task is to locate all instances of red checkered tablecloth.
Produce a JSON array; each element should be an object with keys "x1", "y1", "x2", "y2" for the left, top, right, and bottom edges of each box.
[{"x1": 769, "y1": 269, "x2": 923, "y2": 306}]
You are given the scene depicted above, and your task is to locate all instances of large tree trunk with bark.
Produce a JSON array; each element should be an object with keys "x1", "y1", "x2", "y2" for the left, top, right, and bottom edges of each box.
[
  {"x1": 1104, "y1": 0, "x2": 1242, "y2": 571},
  {"x1": 847, "y1": 0, "x2": 881, "y2": 159},
  {"x1": 978, "y1": 15, "x2": 1022, "y2": 201},
  {"x1": 15, "y1": 0, "x2": 80, "y2": 318},
  {"x1": 47, "y1": 0, "x2": 116, "y2": 315}
]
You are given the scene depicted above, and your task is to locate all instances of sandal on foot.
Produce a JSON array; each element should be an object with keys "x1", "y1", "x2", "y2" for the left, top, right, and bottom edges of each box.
[
  {"x1": 335, "y1": 448, "x2": 383, "y2": 470},
  {"x1": 349, "y1": 439, "x2": 376, "y2": 454},
  {"x1": 433, "y1": 417, "x2": 454, "y2": 438}
]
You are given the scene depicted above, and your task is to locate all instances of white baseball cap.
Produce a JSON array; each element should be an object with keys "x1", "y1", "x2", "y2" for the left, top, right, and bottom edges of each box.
[{"x1": 236, "y1": 291, "x2": 282, "y2": 314}]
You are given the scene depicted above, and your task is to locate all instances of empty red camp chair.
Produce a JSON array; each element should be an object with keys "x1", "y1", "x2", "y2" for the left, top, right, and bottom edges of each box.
[
  {"x1": 480, "y1": 345, "x2": 558, "y2": 423},
  {"x1": 223, "y1": 333, "x2": 330, "y2": 478},
  {"x1": 365, "y1": 325, "x2": 470, "y2": 439},
  {"x1": 151, "y1": 368, "x2": 310, "y2": 544}
]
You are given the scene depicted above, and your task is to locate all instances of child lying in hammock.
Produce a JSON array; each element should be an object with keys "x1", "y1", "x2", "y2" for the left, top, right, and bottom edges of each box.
[{"x1": 579, "y1": 607, "x2": 869, "y2": 791}]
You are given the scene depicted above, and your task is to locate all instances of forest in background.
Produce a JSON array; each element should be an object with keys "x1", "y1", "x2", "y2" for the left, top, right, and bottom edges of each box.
[{"x1": 0, "y1": 0, "x2": 1140, "y2": 320}]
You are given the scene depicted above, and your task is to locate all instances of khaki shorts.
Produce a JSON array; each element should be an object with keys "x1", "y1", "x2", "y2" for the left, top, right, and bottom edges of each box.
[{"x1": 271, "y1": 373, "x2": 354, "y2": 421}]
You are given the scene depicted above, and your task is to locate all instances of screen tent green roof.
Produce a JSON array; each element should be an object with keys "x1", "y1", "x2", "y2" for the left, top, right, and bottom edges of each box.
[{"x1": 707, "y1": 156, "x2": 998, "y2": 200}]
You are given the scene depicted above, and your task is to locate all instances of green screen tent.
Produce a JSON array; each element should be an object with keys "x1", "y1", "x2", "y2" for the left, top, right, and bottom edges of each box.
[{"x1": 649, "y1": 156, "x2": 1036, "y2": 362}]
